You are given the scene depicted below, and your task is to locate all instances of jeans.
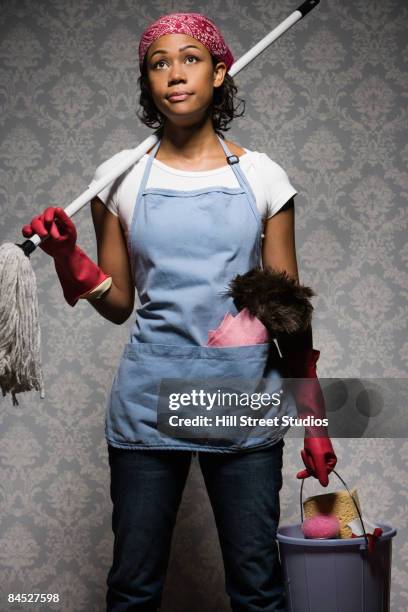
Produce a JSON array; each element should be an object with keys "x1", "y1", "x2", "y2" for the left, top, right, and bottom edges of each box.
[{"x1": 106, "y1": 440, "x2": 287, "y2": 612}]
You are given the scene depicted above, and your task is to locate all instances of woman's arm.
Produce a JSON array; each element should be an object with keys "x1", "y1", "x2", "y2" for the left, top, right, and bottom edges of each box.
[
  {"x1": 86, "y1": 197, "x2": 135, "y2": 325},
  {"x1": 262, "y1": 198, "x2": 313, "y2": 351},
  {"x1": 263, "y1": 199, "x2": 337, "y2": 484},
  {"x1": 262, "y1": 197, "x2": 298, "y2": 281}
]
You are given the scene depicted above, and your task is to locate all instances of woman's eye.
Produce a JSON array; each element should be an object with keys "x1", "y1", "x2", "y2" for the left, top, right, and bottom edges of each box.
[{"x1": 153, "y1": 56, "x2": 198, "y2": 69}]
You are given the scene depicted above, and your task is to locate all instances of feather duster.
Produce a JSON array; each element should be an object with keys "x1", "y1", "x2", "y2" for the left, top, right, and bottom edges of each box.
[{"x1": 222, "y1": 265, "x2": 316, "y2": 336}]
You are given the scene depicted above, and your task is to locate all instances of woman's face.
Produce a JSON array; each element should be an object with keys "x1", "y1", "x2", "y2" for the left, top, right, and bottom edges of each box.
[{"x1": 145, "y1": 33, "x2": 226, "y2": 127}]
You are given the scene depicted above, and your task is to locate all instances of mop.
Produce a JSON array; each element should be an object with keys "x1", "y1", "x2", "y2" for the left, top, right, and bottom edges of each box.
[{"x1": 0, "y1": 0, "x2": 320, "y2": 406}]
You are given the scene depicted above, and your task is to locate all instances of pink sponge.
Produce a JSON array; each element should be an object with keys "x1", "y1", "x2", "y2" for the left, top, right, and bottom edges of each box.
[{"x1": 302, "y1": 514, "x2": 340, "y2": 539}]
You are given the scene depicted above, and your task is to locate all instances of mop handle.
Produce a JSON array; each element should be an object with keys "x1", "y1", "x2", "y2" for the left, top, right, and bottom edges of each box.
[{"x1": 19, "y1": 0, "x2": 320, "y2": 256}]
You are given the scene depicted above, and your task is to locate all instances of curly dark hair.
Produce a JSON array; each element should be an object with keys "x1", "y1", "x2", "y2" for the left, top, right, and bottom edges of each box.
[{"x1": 136, "y1": 54, "x2": 245, "y2": 138}]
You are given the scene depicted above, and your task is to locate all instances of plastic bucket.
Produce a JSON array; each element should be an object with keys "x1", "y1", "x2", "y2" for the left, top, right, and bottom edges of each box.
[{"x1": 276, "y1": 470, "x2": 397, "y2": 612}]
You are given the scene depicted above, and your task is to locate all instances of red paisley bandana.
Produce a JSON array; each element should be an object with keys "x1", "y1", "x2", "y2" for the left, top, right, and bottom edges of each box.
[{"x1": 138, "y1": 12, "x2": 234, "y2": 72}]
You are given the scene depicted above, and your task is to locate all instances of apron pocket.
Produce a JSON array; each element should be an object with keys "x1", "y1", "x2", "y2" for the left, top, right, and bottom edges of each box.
[
  {"x1": 120, "y1": 341, "x2": 284, "y2": 396},
  {"x1": 113, "y1": 342, "x2": 290, "y2": 443}
]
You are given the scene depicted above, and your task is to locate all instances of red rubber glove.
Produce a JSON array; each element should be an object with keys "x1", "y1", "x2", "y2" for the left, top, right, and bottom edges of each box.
[
  {"x1": 22, "y1": 206, "x2": 111, "y2": 307},
  {"x1": 297, "y1": 436, "x2": 337, "y2": 487},
  {"x1": 285, "y1": 346, "x2": 337, "y2": 487}
]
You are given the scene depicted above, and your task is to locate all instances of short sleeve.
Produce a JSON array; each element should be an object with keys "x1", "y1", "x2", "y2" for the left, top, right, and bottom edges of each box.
[
  {"x1": 89, "y1": 151, "x2": 129, "y2": 217},
  {"x1": 258, "y1": 153, "x2": 298, "y2": 218}
]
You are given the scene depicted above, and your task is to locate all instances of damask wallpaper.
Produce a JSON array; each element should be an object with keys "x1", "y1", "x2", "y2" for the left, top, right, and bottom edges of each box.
[{"x1": 0, "y1": 0, "x2": 407, "y2": 610}]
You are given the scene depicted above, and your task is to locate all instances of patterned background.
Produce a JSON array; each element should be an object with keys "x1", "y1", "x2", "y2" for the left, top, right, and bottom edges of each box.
[{"x1": 0, "y1": 0, "x2": 407, "y2": 610}]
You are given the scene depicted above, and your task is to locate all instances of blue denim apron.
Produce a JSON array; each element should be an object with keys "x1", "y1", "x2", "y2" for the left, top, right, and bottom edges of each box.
[{"x1": 105, "y1": 135, "x2": 297, "y2": 452}]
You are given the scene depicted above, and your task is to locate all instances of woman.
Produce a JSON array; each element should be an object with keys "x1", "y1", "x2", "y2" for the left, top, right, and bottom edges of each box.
[{"x1": 22, "y1": 12, "x2": 337, "y2": 611}]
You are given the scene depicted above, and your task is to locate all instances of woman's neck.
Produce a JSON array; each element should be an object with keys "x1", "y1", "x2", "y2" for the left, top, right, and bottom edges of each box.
[{"x1": 157, "y1": 117, "x2": 224, "y2": 167}]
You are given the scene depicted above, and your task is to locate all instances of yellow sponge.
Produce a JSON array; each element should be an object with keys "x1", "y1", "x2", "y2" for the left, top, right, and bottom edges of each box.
[{"x1": 303, "y1": 488, "x2": 362, "y2": 539}]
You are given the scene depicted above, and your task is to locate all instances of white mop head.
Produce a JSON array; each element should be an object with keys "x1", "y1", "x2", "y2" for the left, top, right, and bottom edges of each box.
[{"x1": 0, "y1": 242, "x2": 45, "y2": 406}]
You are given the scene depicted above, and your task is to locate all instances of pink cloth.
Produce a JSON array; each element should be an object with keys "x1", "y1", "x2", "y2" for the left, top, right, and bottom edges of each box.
[
  {"x1": 206, "y1": 307, "x2": 269, "y2": 347},
  {"x1": 138, "y1": 12, "x2": 234, "y2": 72},
  {"x1": 302, "y1": 515, "x2": 340, "y2": 539}
]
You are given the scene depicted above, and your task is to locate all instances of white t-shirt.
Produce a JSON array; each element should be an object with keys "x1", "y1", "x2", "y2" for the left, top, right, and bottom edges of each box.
[{"x1": 91, "y1": 148, "x2": 298, "y2": 244}]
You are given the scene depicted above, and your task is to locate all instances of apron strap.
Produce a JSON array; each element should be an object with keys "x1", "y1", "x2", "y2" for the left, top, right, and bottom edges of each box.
[
  {"x1": 216, "y1": 135, "x2": 240, "y2": 165},
  {"x1": 139, "y1": 138, "x2": 161, "y2": 194},
  {"x1": 216, "y1": 135, "x2": 259, "y2": 223}
]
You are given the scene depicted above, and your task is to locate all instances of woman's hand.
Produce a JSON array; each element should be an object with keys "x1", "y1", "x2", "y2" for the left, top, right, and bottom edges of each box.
[
  {"x1": 22, "y1": 206, "x2": 77, "y2": 259},
  {"x1": 297, "y1": 436, "x2": 337, "y2": 487},
  {"x1": 23, "y1": 204, "x2": 113, "y2": 308}
]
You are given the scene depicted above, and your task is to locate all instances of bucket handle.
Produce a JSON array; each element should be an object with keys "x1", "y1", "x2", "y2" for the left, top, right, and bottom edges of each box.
[{"x1": 300, "y1": 468, "x2": 369, "y2": 550}]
